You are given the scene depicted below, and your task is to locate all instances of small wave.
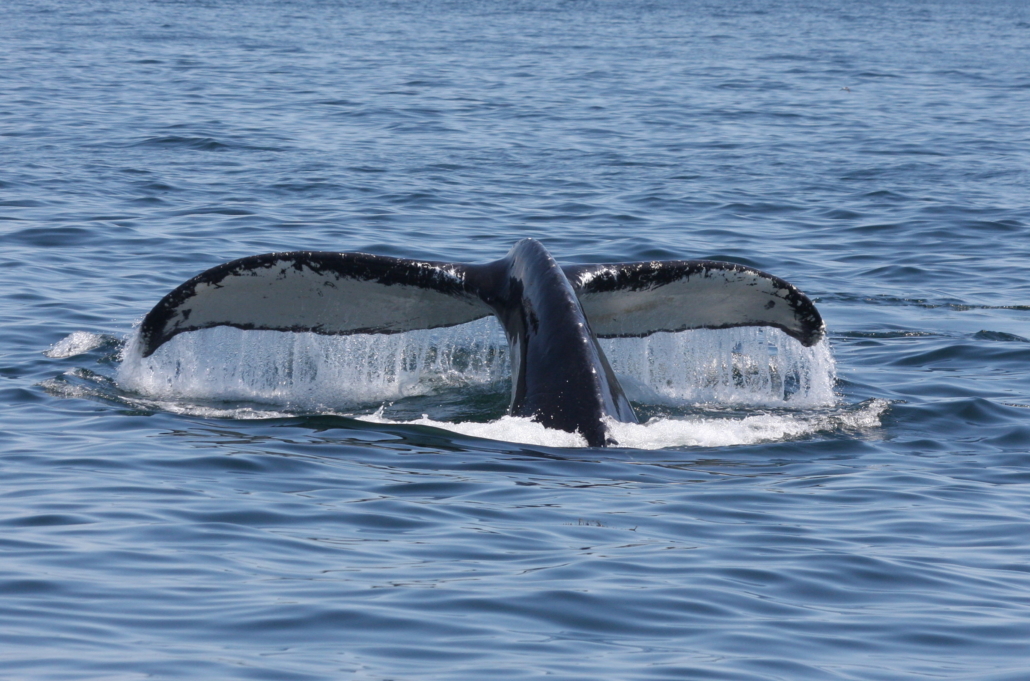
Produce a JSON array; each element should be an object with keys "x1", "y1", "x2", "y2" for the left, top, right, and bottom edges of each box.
[
  {"x1": 837, "y1": 330, "x2": 939, "y2": 339},
  {"x1": 134, "y1": 135, "x2": 233, "y2": 151},
  {"x1": 10, "y1": 225, "x2": 94, "y2": 248},
  {"x1": 824, "y1": 293, "x2": 1030, "y2": 312},
  {"x1": 973, "y1": 330, "x2": 1029, "y2": 343},
  {"x1": 129, "y1": 136, "x2": 286, "y2": 152},
  {"x1": 41, "y1": 370, "x2": 294, "y2": 420}
]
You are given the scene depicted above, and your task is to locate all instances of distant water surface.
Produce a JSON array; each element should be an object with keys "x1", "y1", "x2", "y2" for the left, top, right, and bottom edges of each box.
[{"x1": 2, "y1": 1, "x2": 1030, "y2": 679}]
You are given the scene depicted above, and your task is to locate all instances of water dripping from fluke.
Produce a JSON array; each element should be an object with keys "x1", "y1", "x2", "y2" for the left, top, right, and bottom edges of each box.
[{"x1": 110, "y1": 320, "x2": 874, "y2": 449}]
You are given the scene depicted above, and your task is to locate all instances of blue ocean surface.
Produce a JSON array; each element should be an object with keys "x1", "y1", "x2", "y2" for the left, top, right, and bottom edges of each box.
[{"x1": 3, "y1": 0, "x2": 1030, "y2": 678}]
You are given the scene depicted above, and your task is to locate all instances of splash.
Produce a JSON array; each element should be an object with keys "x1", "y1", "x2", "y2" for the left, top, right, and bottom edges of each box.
[
  {"x1": 358, "y1": 400, "x2": 888, "y2": 449},
  {"x1": 112, "y1": 319, "x2": 859, "y2": 448},
  {"x1": 604, "y1": 400, "x2": 885, "y2": 449},
  {"x1": 358, "y1": 410, "x2": 589, "y2": 448},
  {"x1": 44, "y1": 331, "x2": 113, "y2": 358}
]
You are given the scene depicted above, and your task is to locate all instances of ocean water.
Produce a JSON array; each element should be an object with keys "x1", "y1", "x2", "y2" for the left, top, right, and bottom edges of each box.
[{"x1": 3, "y1": 0, "x2": 1030, "y2": 678}]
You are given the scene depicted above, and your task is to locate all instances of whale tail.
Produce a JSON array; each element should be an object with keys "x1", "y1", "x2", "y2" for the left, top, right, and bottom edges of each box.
[
  {"x1": 137, "y1": 251, "x2": 493, "y2": 359},
  {"x1": 564, "y1": 259, "x2": 825, "y2": 347},
  {"x1": 136, "y1": 241, "x2": 825, "y2": 446}
]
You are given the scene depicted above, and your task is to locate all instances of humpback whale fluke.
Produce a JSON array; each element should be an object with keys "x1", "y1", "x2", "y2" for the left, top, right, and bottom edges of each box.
[{"x1": 137, "y1": 239, "x2": 825, "y2": 447}]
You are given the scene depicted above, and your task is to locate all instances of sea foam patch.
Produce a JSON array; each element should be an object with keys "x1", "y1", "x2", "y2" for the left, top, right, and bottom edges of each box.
[
  {"x1": 605, "y1": 400, "x2": 886, "y2": 449},
  {"x1": 358, "y1": 400, "x2": 887, "y2": 450},
  {"x1": 357, "y1": 410, "x2": 590, "y2": 448}
]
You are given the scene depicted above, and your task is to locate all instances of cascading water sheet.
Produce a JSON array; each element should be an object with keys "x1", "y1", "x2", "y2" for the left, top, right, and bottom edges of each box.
[
  {"x1": 113, "y1": 319, "x2": 880, "y2": 449},
  {"x1": 118, "y1": 317, "x2": 511, "y2": 409},
  {"x1": 600, "y1": 326, "x2": 837, "y2": 409}
]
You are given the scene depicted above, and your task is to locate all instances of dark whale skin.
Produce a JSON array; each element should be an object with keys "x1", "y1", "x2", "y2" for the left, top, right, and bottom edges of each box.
[
  {"x1": 468, "y1": 239, "x2": 637, "y2": 446},
  {"x1": 136, "y1": 238, "x2": 824, "y2": 447}
]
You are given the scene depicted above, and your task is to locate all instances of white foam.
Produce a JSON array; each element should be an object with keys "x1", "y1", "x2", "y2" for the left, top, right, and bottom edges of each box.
[
  {"x1": 606, "y1": 400, "x2": 886, "y2": 449},
  {"x1": 44, "y1": 331, "x2": 110, "y2": 358},
  {"x1": 356, "y1": 400, "x2": 889, "y2": 449},
  {"x1": 358, "y1": 410, "x2": 589, "y2": 448}
]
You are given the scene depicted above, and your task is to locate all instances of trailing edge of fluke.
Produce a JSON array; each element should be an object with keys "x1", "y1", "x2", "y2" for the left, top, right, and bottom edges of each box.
[{"x1": 137, "y1": 238, "x2": 825, "y2": 447}]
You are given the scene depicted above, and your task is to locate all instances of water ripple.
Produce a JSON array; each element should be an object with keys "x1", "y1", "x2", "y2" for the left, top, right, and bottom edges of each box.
[{"x1": 3, "y1": 0, "x2": 1030, "y2": 679}]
